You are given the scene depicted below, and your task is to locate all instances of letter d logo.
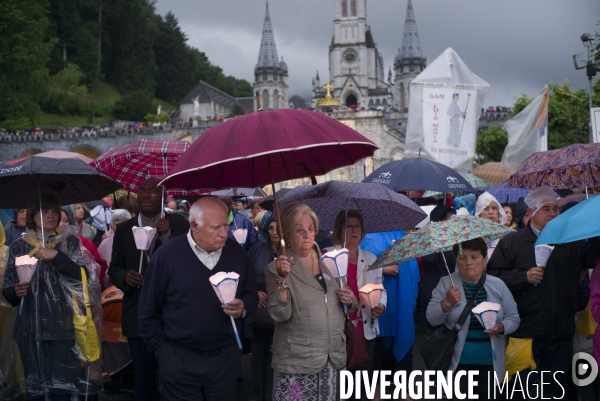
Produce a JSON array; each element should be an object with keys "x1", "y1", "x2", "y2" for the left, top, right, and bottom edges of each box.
[{"x1": 572, "y1": 352, "x2": 598, "y2": 386}]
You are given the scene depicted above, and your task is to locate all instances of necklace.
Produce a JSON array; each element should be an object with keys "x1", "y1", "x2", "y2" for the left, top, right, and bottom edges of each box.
[{"x1": 463, "y1": 283, "x2": 478, "y2": 305}]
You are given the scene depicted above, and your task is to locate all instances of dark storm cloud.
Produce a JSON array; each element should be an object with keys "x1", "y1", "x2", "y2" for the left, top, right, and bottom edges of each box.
[{"x1": 155, "y1": 0, "x2": 599, "y2": 107}]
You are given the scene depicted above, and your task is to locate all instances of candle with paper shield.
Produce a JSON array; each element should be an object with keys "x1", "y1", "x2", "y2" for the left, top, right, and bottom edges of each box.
[
  {"x1": 471, "y1": 301, "x2": 501, "y2": 360},
  {"x1": 321, "y1": 248, "x2": 349, "y2": 287},
  {"x1": 232, "y1": 228, "x2": 248, "y2": 246},
  {"x1": 15, "y1": 255, "x2": 38, "y2": 315},
  {"x1": 359, "y1": 283, "x2": 385, "y2": 333},
  {"x1": 534, "y1": 244, "x2": 554, "y2": 287},
  {"x1": 132, "y1": 226, "x2": 157, "y2": 274},
  {"x1": 209, "y1": 271, "x2": 243, "y2": 349}
]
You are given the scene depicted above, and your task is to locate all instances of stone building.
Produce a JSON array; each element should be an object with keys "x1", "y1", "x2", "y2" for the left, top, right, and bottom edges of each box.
[
  {"x1": 179, "y1": 81, "x2": 253, "y2": 121},
  {"x1": 311, "y1": 0, "x2": 393, "y2": 109},
  {"x1": 253, "y1": 1, "x2": 288, "y2": 111},
  {"x1": 394, "y1": 0, "x2": 427, "y2": 111}
]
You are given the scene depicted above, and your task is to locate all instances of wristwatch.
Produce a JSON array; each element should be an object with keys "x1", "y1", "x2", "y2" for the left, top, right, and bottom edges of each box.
[{"x1": 241, "y1": 309, "x2": 247, "y2": 319}]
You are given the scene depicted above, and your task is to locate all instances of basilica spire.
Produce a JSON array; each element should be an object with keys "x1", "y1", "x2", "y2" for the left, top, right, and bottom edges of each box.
[
  {"x1": 256, "y1": 0, "x2": 279, "y2": 68},
  {"x1": 399, "y1": 0, "x2": 423, "y2": 60}
]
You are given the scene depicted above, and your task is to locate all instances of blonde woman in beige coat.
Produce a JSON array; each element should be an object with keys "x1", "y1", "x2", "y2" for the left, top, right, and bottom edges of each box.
[{"x1": 266, "y1": 203, "x2": 357, "y2": 401}]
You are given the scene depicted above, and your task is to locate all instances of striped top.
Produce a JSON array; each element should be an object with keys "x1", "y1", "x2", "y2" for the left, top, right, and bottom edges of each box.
[{"x1": 459, "y1": 281, "x2": 492, "y2": 365}]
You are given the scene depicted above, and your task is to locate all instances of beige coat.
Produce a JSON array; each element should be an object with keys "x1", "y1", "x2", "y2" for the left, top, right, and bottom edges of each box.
[{"x1": 266, "y1": 244, "x2": 358, "y2": 374}]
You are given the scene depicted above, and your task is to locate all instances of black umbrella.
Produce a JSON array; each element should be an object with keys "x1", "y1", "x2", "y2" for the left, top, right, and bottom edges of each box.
[
  {"x1": 363, "y1": 157, "x2": 476, "y2": 193},
  {"x1": 258, "y1": 188, "x2": 293, "y2": 212},
  {"x1": 277, "y1": 181, "x2": 427, "y2": 233},
  {"x1": 0, "y1": 156, "x2": 122, "y2": 208}
]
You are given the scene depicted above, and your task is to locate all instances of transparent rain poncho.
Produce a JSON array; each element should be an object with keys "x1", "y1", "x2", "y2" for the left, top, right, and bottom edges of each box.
[{"x1": 0, "y1": 225, "x2": 102, "y2": 399}]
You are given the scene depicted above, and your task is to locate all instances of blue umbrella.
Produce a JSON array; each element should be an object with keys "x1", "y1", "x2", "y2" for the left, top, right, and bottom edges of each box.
[
  {"x1": 362, "y1": 157, "x2": 476, "y2": 193},
  {"x1": 535, "y1": 196, "x2": 600, "y2": 246},
  {"x1": 487, "y1": 181, "x2": 531, "y2": 204},
  {"x1": 277, "y1": 181, "x2": 427, "y2": 233}
]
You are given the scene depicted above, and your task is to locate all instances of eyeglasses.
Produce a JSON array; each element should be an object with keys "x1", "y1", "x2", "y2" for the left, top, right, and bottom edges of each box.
[
  {"x1": 345, "y1": 224, "x2": 362, "y2": 231},
  {"x1": 294, "y1": 227, "x2": 316, "y2": 237},
  {"x1": 268, "y1": 227, "x2": 278, "y2": 232}
]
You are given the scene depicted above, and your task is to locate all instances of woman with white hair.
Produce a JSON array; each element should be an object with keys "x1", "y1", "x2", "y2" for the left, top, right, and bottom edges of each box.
[{"x1": 475, "y1": 192, "x2": 508, "y2": 259}]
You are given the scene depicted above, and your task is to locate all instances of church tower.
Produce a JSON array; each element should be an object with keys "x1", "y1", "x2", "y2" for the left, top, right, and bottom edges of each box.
[
  {"x1": 312, "y1": 0, "x2": 392, "y2": 109},
  {"x1": 393, "y1": 0, "x2": 426, "y2": 110},
  {"x1": 253, "y1": 1, "x2": 288, "y2": 110}
]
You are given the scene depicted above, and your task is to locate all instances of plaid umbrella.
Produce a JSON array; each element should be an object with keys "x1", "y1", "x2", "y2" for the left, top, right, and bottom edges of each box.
[
  {"x1": 368, "y1": 215, "x2": 513, "y2": 270},
  {"x1": 507, "y1": 143, "x2": 600, "y2": 190},
  {"x1": 90, "y1": 139, "x2": 190, "y2": 193},
  {"x1": 277, "y1": 181, "x2": 427, "y2": 233},
  {"x1": 470, "y1": 162, "x2": 512, "y2": 186},
  {"x1": 463, "y1": 173, "x2": 491, "y2": 191}
]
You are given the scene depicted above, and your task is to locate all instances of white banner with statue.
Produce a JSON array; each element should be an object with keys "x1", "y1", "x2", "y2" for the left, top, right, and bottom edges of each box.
[
  {"x1": 422, "y1": 88, "x2": 478, "y2": 169},
  {"x1": 404, "y1": 48, "x2": 490, "y2": 173}
]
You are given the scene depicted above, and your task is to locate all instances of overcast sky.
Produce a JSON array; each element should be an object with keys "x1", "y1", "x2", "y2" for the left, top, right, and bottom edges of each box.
[{"x1": 155, "y1": 0, "x2": 599, "y2": 107}]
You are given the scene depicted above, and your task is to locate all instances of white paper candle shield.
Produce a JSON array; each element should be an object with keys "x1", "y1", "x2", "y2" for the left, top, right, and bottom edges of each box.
[
  {"x1": 132, "y1": 226, "x2": 158, "y2": 250},
  {"x1": 90, "y1": 205, "x2": 106, "y2": 231},
  {"x1": 359, "y1": 284, "x2": 385, "y2": 308},
  {"x1": 321, "y1": 248, "x2": 349, "y2": 279},
  {"x1": 534, "y1": 244, "x2": 554, "y2": 268},
  {"x1": 209, "y1": 272, "x2": 240, "y2": 305},
  {"x1": 472, "y1": 301, "x2": 501, "y2": 330},
  {"x1": 233, "y1": 229, "x2": 248, "y2": 246},
  {"x1": 15, "y1": 255, "x2": 38, "y2": 283}
]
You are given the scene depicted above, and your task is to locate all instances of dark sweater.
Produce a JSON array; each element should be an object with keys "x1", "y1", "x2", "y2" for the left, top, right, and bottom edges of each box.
[{"x1": 139, "y1": 235, "x2": 258, "y2": 354}]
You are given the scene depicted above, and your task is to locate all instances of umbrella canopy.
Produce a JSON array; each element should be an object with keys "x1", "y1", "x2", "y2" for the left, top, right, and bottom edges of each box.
[
  {"x1": 535, "y1": 196, "x2": 600, "y2": 246},
  {"x1": 470, "y1": 162, "x2": 512, "y2": 186},
  {"x1": 90, "y1": 139, "x2": 190, "y2": 193},
  {"x1": 556, "y1": 193, "x2": 597, "y2": 208},
  {"x1": 507, "y1": 143, "x2": 600, "y2": 190},
  {"x1": 258, "y1": 188, "x2": 293, "y2": 211},
  {"x1": 0, "y1": 156, "x2": 121, "y2": 208},
  {"x1": 160, "y1": 109, "x2": 378, "y2": 191},
  {"x1": 368, "y1": 215, "x2": 513, "y2": 270},
  {"x1": 462, "y1": 173, "x2": 491, "y2": 191},
  {"x1": 34, "y1": 150, "x2": 94, "y2": 164},
  {"x1": 487, "y1": 181, "x2": 531, "y2": 204},
  {"x1": 208, "y1": 187, "x2": 266, "y2": 197},
  {"x1": 277, "y1": 181, "x2": 427, "y2": 233},
  {"x1": 362, "y1": 157, "x2": 476, "y2": 193}
]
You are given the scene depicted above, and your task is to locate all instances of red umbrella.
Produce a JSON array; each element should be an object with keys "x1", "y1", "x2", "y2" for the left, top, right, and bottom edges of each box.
[
  {"x1": 160, "y1": 109, "x2": 378, "y2": 262},
  {"x1": 507, "y1": 143, "x2": 600, "y2": 189},
  {"x1": 90, "y1": 139, "x2": 190, "y2": 193},
  {"x1": 161, "y1": 109, "x2": 377, "y2": 191}
]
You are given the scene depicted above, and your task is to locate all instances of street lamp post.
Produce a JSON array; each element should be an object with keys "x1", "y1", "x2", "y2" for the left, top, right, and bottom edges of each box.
[{"x1": 579, "y1": 33, "x2": 597, "y2": 143}]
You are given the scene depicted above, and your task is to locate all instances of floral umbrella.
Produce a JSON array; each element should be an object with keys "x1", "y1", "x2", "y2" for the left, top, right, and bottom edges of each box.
[
  {"x1": 507, "y1": 143, "x2": 600, "y2": 190},
  {"x1": 368, "y1": 215, "x2": 513, "y2": 270}
]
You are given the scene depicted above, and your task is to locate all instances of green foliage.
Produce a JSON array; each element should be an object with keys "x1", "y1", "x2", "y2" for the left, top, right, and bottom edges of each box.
[
  {"x1": 113, "y1": 90, "x2": 154, "y2": 121},
  {"x1": 476, "y1": 126, "x2": 508, "y2": 163},
  {"x1": 546, "y1": 81, "x2": 593, "y2": 149},
  {"x1": 510, "y1": 94, "x2": 533, "y2": 117},
  {"x1": 42, "y1": 64, "x2": 88, "y2": 115},
  {"x1": 0, "y1": 0, "x2": 56, "y2": 126},
  {"x1": 229, "y1": 105, "x2": 245, "y2": 117},
  {"x1": 154, "y1": 12, "x2": 189, "y2": 101},
  {"x1": 144, "y1": 112, "x2": 170, "y2": 123},
  {"x1": 2, "y1": 117, "x2": 32, "y2": 131}
]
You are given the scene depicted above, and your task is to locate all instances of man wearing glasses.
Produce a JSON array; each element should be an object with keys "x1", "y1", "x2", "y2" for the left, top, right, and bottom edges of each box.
[{"x1": 108, "y1": 178, "x2": 189, "y2": 401}]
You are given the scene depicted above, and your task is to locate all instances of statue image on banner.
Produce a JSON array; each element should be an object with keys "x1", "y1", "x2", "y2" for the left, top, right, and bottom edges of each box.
[
  {"x1": 421, "y1": 87, "x2": 477, "y2": 169},
  {"x1": 446, "y1": 93, "x2": 467, "y2": 147}
]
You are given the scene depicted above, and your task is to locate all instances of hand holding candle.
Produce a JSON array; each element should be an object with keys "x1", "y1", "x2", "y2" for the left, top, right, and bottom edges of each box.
[
  {"x1": 209, "y1": 271, "x2": 243, "y2": 349},
  {"x1": 15, "y1": 255, "x2": 38, "y2": 315}
]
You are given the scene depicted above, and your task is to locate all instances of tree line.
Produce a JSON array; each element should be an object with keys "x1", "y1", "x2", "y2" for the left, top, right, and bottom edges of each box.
[{"x1": 0, "y1": 0, "x2": 253, "y2": 128}]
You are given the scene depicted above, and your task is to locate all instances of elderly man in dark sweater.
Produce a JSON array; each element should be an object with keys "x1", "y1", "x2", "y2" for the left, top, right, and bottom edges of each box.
[{"x1": 139, "y1": 196, "x2": 258, "y2": 401}]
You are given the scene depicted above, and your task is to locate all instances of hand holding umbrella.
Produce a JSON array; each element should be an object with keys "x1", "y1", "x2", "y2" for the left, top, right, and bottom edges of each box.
[
  {"x1": 472, "y1": 301, "x2": 502, "y2": 360},
  {"x1": 209, "y1": 272, "x2": 243, "y2": 349},
  {"x1": 132, "y1": 226, "x2": 157, "y2": 274},
  {"x1": 15, "y1": 255, "x2": 38, "y2": 315}
]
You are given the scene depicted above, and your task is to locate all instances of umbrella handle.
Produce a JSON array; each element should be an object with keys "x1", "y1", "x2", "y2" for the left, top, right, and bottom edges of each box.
[
  {"x1": 138, "y1": 250, "x2": 144, "y2": 274},
  {"x1": 440, "y1": 252, "x2": 455, "y2": 287},
  {"x1": 268, "y1": 156, "x2": 288, "y2": 275}
]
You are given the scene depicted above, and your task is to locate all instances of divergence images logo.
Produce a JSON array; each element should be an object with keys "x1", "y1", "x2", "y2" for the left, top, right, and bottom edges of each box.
[
  {"x1": 572, "y1": 352, "x2": 598, "y2": 386},
  {"x1": 379, "y1": 172, "x2": 392, "y2": 179}
]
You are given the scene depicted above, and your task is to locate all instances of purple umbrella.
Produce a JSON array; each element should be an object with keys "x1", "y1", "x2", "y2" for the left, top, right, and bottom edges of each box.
[
  {"x1": 277, "y1": 181, "x2": 427, "y2": 233},
  {"x1": 488, "y1": 181, "x2": 558, "y2": 204}
]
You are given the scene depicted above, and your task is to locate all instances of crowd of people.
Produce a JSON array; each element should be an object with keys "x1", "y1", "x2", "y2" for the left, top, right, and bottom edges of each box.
[{"x1": 0, "y1": 178, "x2": 599, "y2": 401}]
